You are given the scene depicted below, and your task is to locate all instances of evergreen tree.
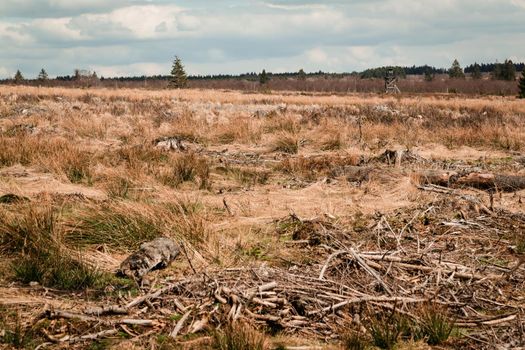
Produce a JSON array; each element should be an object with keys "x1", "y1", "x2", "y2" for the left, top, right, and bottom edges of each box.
[
  {"x1": 298, "y1": 68, "x2": 307, "y2": 81},
  {"x1": 38, "y1": 68, "x2": 49, "y2": 81},
  {"x1": 471, "y1": 63, "x2": 482, "y2": 80},
  {"x1": 74, "y1": 69, "x2": 81, "y2": 81},
  {"x1": 13, "y1": 70, "x2": 24, "y2": 84},
  {"x1": 259, "y1": 69, "x2": 269, "y2": 85},
  {"x1": 518, "y1": 68, "x2": 525, "y2": 99},
  {"x1": 492, "y1": 60, "x2": 516, "y2": 80},
  {"x1": 448, "y1": 59, "x2": 465, "y2": 79},
  {"x1": 502, "y1": 59, "x2": 516, "y2": 81},
  {"x1": 169, "y1": 56, "x2": 187, "y2": 89},
  {"x1": 424, "y1": 69, "x2": 434, "y2": 82},
  {"x1": 492, "y1": 63, "x2": 502, "y2": 80}
]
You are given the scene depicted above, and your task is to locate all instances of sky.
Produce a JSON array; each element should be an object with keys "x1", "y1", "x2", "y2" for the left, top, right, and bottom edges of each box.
[{"x1": 1, "y1": 0, "x2": 524, "y2": 78}]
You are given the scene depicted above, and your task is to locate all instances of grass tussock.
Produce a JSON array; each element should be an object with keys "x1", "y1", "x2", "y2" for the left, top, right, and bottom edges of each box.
[
  {"x1": 418, "y1": 304, "x2": 455, "y2": 345},
  {"x1": 216, "y1": 165, "x2": 270, "y2": 187},
  {"x1": 367, "y1": 311, "x2": 409, "y2": 350},
  {"x1": 64, "y1": 199, "x2": 210, "y2": 250},
  {"x1": 160, "y1": 152, "x2": 211, "y2": 189},
  {"x1": 214, "y1": 117, "x2": 262, "y2": 145},
  {"x1": 277, "y1": 154, "x2": 360, "y2": 180},
  {"x1": 342, "y1": 331, "x2": 369, "y2": 350},
  {"x1": 212, "y1": 322, "x2": 267, "y2": 350},
  {"x1": 0, "y1": 136, "x2": 93, "y2": 183},
  {"x1": 63, "y1": 202, "x2": 168, "y2": 250},
  {"x1": 0, "y1": 308, "x2": 39, "y2": 349},
  {"x1": 272, "y1": 133, "x2": 300, "y2": 154},
  {"x1": 0, "y1": 204, "x2": 102, "y2": 290},
  {"x1": 319, "y1": 131, "x2": 345, "y2": 151},
  {"x1": 365, "y1": 305, "x2": 455, "y2": 349}
]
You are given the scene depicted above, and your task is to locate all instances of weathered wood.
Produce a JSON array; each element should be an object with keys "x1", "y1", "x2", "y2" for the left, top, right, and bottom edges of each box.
[
  {"x1": 456, "y1": 173, "x2": 525, "y2": 192},
  {"x1": 416, "y1": 170, "x2": 459, "y2": 187},
  {"x1": 119, "y1": 237, "x2": 180, "y2": 279},
  {"x1": 416, "y1": 170, "x2": 525, "y2": 192},
  {"x1": 341, "y1": 166, "x2": 374, "y2": 183}
]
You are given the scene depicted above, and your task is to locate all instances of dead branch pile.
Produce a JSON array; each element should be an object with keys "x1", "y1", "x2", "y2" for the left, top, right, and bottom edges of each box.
[
  {"x1": 417, "y1": 169, "x2": 525, "y2": 192},
  {"x1": 34, "y1": 196, "x2": 525, "y2": 348}
]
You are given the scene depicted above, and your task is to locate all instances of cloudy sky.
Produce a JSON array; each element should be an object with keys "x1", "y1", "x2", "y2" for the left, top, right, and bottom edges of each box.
[{"x1": 1, "y1": 0, "x2": 524, "y2": 78}]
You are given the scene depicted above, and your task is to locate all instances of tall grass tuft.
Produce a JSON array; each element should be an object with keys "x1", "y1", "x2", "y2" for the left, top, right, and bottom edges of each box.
[
  {"x1": 212, "y1": 322, "x2": 267, "y2": 350},
  {"x1": 160, "y1": 153, "x2": 211, "y2": 189},
  {"x1": 0, "y1": 204, "x2": 102, "y2": 290},
  {"x1": 272, "y1": 133, "x2": 299, "y2": 154},
  {"x1": 342, "y1": 331, "x2": 369, "y2": 350},
  {"x1": 64, "y1": 199, "x2": 210, "y2": 250},
  {"x1": 418, "y1": 304, "x2": 455, "y2": 345},
  {"x1": 64, "y1": 202, "x2": 166, "y2": 250},
  {"x1": 367, "y1": 311, "x2": 409, "y2": 350}
]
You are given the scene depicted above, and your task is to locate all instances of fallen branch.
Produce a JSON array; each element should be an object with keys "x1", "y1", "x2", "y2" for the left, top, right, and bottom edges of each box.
[
  {"x1": 307, "y1": 296, "x2": 425, "y2": 315},
  {"x1": 170, "y1": 310, "x2": 192, "y2": 339}
]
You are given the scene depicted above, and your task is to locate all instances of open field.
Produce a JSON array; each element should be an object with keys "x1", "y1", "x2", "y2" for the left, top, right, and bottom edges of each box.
[{"x1": 1, "y1": 86, "x2": 525, "y2": 349}]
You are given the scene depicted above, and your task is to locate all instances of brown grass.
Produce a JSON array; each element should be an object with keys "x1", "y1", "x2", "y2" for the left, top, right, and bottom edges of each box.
[{"x1": 0, "y1": 85, "x2": 524, "y2": 349}]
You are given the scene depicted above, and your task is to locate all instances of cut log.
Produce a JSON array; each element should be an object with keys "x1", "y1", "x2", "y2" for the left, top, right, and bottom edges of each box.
[
  {"x1": 415, "y1": 170, "x2": 459, "y2": 187},
  {"x1": 415, "y1": 170, "x2": 525, "y2": 193},
  {"x1": 118, "y1": 237, "x2": 180, "y2": 279},
  {"x1": 341, "y1": 166, "x2": 373, "y2": 183},
  {"x1": 374, "y1": 149, "x2": 427, "y2": 166},
  {"x1": 456, "y1": 173, "x2": 525, "y2": 192}
]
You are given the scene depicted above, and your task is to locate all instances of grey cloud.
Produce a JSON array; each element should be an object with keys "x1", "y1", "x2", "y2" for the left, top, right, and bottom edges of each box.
[{"x1": 1, "y1": 0, "x2": 524, "y2": 78}]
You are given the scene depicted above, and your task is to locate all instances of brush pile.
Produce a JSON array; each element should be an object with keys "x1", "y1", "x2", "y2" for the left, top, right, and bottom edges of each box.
[{"x1": 33, "y1": 196, "x2": 525, "y2": 348}]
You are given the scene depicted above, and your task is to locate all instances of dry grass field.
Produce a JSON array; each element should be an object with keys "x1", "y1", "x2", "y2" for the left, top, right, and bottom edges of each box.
[{"x1": 1, "y1": 86, "x2": 525, "y2": 349}]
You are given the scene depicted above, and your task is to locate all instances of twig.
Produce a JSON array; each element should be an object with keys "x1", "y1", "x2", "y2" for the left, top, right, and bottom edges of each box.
[
  {"x1": 307, "y1": 296, "x2": 425, "y2": 315},
  {"x1": 84, "y1": 305, "x2": 128, "y2": 316},
  {"x1": 69, "y1": 329, "x2": 118, "y2": 344},
  {"x1": 348, "y1": 248, "x2": 393, "y2": 295},
  {"x1": 319, "y1": 250, "x2": 345, "y2": 280},
  {"x1": 170, "y1": 310, "x2": 192, "y2": 339},
  {"x1": 126, "y1": 279, "x2": 192, "y2": 308}
]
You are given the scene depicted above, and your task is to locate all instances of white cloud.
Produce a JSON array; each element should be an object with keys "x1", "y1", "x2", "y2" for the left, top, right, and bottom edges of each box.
[
  {"x1": 92, "y1": 62, "x2": 168, "y2": 77},
  {"x1": 0, "y1": 0, "x2": 524, "y2": 78}
]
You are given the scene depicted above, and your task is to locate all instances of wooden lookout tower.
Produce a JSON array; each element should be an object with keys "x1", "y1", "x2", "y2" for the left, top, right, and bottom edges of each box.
[{"x1": 384, "y1": 68, "x2": 401, "y2": 94}]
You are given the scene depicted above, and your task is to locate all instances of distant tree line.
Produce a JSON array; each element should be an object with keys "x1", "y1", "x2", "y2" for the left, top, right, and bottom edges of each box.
[
  {"x1": 464, "y1": 61, "x2": 524, "y2": 74},
  {"x1": 6, "y1": 60, "x2": 519, "y2": 85},
  {"x1": 2, "y1": 58, "x2": 524, "y2": 96}
]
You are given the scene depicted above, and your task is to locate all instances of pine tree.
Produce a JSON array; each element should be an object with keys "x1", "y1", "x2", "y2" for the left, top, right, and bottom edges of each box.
[
  {"x1": 38, "y1": 68, "x2": 48, "y2": 81},
  {"x1": 424, "y1": 69, "x2": 434, "y2": 82},
  {"x1": 14, "y1": 70, "x2": 24, "y2": 84},
  {"x1": 169, "y1": 56, "x2": 187, "y2": 89},
  {"x1": 518, "y1": 68, "x2": 525, "y2": 99},
  {"x1": 502, "y1": 59, "x2": 516, "y2": 81},
  {"x1": 74, "y1": 69, "x2": 81, "y2": 81},
  {"x1": 259, "y1": 69, "x2": 269, "y2": 85},
  {"x1": 448, "y1": 59, "x2": 465, "y2": 79},
  {"x1": 471, "y1": 63, "x2": 482, "y2": 80},
  {"x1": 298, "y1": 68, "x2": 307, "y2": 81}
]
